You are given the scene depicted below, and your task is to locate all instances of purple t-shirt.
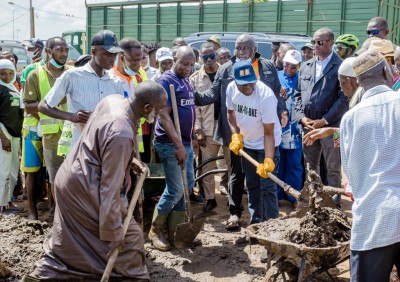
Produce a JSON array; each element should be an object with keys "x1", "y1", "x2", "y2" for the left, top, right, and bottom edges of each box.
[{"x1": 154, "y1": 70, "x2": 195, "y2": 145}]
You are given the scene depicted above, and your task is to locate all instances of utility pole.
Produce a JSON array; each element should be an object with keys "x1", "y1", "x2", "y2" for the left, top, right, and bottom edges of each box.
[
  {"x1": 12, "y1": 10, "x2": 15, "y2": 40},
  {"x1": 30, "y1": 0, "x2": 35, "y2": 38}
]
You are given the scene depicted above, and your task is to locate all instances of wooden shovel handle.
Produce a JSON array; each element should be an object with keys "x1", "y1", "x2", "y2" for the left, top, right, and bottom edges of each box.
[
  {"x1": 101, "y1": 159, "x2": 148, "y2": 282},
  {"x1": 238, "y1": 149, "x2": 301, "y2": 200}
]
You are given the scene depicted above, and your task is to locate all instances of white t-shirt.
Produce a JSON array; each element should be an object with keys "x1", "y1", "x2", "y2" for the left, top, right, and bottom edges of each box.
[{"x1": 226, "y1": 80, "x2": 281, "y2": 150}]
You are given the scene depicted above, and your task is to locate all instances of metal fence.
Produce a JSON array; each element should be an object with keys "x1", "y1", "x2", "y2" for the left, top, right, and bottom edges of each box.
[{"x1": 86, "y1": 0, "x2": 388, "y2": 51}]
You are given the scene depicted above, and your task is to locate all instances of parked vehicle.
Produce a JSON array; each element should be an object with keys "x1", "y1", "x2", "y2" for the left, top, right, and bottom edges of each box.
[
  {"x1": 0, "y1": 40, "x2": 30, "y2": 72},
  {"x1": 62, "y1": 30, "x2": 87, "y2": 55},
  {"x1": 185, "y1": 32, "x2": 312, "y2": 59}
]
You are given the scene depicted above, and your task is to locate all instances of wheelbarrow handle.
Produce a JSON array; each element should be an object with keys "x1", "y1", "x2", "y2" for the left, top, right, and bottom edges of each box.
[
  {"x1": 238, "y1": 149, "x2": 301, "y2": 200},
  {"x1": 100, "y1": 159, "x2": 148, "y2": 282}
]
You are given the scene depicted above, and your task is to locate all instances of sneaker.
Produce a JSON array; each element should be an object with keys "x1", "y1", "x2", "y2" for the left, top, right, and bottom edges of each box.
[
  {"x1": 190, "y1": 193, "x2": 205, "y2": 205},
  {"x1": 219, "y1": 186, "x2": 228, "y2": 196},
  {"x1": 203, "y1": 199, "x2": 217, "y2": 213},
  {"x1": 234, "y1": 235, "x2": 258, "y2": 246}
]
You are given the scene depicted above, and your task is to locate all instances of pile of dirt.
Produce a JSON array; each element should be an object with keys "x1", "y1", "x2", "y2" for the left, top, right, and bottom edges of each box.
[
  {"x1": 0, "y1": 214, "x2": 49, "y2": 281},
  {"x1": 287, "y1": 207, "x2": 351, "y2": 247}
]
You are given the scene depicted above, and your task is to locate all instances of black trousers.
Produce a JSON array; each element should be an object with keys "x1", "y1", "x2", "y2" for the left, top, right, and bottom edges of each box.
[
  {"x1": 351, "y1": 242, "x2": 400, "y2": 282},
  {"x1": 227, "y1": 151, "x2": 245, "y2": 217}
]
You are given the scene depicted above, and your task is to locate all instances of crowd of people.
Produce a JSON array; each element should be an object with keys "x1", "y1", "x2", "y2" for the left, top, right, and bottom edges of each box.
[{"x1": 0, "y1": 15, "x2": 399, "y2": 281}]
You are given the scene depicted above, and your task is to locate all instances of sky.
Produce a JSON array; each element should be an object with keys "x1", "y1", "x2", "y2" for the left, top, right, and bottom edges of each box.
[{"x1": 0, "y1": 0, "x2": 86, "y2": 42}]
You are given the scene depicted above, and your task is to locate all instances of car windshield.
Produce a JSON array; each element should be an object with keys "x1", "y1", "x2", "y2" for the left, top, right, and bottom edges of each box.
[{"x1": 12, "y1": 47, "x2": 28, "y2": 62}]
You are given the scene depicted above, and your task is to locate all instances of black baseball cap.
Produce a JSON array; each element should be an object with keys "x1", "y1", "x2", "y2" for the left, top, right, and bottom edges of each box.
[{"x1": 91, "y1": 30, "x2": 123, "y2": 53}]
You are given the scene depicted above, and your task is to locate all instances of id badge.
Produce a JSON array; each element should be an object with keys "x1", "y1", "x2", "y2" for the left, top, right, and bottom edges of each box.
[{"x1": 10, "y1": 97, "x2": 20, "y2": 107}]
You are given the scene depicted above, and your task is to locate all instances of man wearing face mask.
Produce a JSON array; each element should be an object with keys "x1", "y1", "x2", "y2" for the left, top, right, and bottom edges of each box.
[
  {"x1": 110, "y1": 37, "x2": 144, "y2": 98},
  {"x1": 38, "y1": 30, "x2": 124, "y2": 153},
  {"x1": 194, "y1": 34, "x2": 287, "y2": 234},
  {"x1": 22, "y1": 37, "x2": 69, "y2": 221},
  {"x1": 21, "y1": 38, "x2": 45, "y2": 87},
  {"x1": 109, "y1": 38, "x2": 152, "y2": 162},
  {"x1": 141, "y1": 45, "x2": 157, "y2": 80}
]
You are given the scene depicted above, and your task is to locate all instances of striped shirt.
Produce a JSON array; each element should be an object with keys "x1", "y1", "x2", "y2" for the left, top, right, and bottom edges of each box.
[
  {"x1": 340, "y1": 85, "x2": 400, "y2": 251},
  {"x1": 44, "y1": 63, "x2": 124, "y2": 147}
]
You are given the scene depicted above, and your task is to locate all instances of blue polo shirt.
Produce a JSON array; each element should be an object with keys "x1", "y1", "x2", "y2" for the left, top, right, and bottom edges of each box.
[{"x1": 154, "y1": 70, "x2": 195, "y2": 145}]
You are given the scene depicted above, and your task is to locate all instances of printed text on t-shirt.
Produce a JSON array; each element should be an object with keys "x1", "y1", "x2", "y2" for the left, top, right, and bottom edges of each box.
[{"x1": 234, "y1": 103, "x2": 258, "y2": 117}]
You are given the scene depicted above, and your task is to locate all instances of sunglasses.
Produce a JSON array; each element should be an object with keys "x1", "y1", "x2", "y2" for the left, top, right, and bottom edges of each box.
[
  {"x1": 202, "y1": 53, "x2": 216, "y2": 60},
  {"x1": 336, "y1": 45, "x2": 349, "y2": 51},
  {"x1": 366, "y1": 29, "x2": 381, "y2": 35},
  {"x1": 283, "y1": 64, "x2": 298, "y2": 70},
  {"x1": 311, "y1": 39, "x2": 331, "y2": 46}
]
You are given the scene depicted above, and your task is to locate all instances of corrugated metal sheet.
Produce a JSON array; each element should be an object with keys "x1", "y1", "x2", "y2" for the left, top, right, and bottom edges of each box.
[
  {"x1": 380, "y1": 0, "x2": 400, "y2": 45},
  {"x1": 86, "y1": 0, "x2": 382, "y2": 50}
]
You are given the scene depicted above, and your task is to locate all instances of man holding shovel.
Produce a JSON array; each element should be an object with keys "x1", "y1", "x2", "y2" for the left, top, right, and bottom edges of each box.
[
  {"x1": 226, "y1": 60, "x2": 282, "y2": 245},
  {"x1": 29, "y1": 81, "x2": 167, "y2": 281},
  {"x1": 151, "y1": 46, "x2": 200, "y2": 251}
]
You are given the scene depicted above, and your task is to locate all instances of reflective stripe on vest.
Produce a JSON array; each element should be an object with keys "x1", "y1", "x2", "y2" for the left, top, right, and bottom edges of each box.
[
  {"x1": 134, "y1": 69, "x2": 148, "y2": 153},
  {"x1": 22, "y1": 63, "x2": 41, "y2": 128},
  {"x1": 57, "y1": 120, "x2": 72, "y2": 156},
  {"x1": 38, "y1": 65, "x2": 64, "y2": 134}
]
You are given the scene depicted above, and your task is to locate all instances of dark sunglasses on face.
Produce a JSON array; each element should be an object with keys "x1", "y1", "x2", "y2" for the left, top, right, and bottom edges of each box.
[
  {"x1": 366, "y1": 29, "x2": 381, "y2": 35},
  {"x1": 202, "y1": 53, "x2": 216, "y2": 60},
  {"x1": 311, "y1": 39, "x2": 331, "y2": 46}
]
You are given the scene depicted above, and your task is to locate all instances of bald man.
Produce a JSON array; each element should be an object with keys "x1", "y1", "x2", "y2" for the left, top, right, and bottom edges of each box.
[
  {"x1": 194, "y1": 33, "x2": 286, "y2": 235},
  {"x1": 150, "y1": 46, "x2": 200, "y2": 251},
  {"x1": 172, "y1": 37, "x2": 188, "y2": 47},
  {"x1": 30, "y1": 81, "x2": 167, "y2": 281}
]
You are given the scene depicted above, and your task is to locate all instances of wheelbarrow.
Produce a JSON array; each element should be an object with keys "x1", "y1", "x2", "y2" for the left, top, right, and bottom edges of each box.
[{"x1": 247, "y1": 217, "x2": 350, "y2": 282}]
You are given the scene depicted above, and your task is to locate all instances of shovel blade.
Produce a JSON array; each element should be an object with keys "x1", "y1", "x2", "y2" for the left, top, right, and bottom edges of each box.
[{"x1": 174, "y1": 219, "x2": 204, "y2": 248}]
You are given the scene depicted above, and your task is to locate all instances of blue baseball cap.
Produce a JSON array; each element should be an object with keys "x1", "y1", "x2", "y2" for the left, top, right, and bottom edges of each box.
[{"x1": 233, "y1": 60, "x2": 257, "y2": 85}]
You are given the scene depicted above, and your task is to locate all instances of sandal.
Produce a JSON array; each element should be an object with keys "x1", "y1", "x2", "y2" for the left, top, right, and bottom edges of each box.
[{"x1": 226, "y1": 215, "x2": 239, "y2": 230}]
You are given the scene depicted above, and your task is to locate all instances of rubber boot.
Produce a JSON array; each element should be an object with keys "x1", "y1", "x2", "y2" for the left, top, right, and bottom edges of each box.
[
  {"x1": 167, "y1": 211, "x2": 186, "y2": 246},
  {"x1": 148, "y1": 208, "x2": 171, "y2": 251}
]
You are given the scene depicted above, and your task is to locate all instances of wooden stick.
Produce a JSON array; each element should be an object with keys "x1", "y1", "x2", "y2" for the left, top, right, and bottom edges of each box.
[
  {"x1": 100, "y1": 159, "x2": 148, "y2": 282},
  {"x1": 238, "y1": 149, "x2": 301, "y2": 200},
  {"x1": 169, "y1": 84, "x2": 193, "y2": 221}
]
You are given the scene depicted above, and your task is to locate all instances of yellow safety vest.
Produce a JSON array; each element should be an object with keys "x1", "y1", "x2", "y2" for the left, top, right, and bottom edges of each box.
[
  {"x1": 38, "y1": 65, "x2": 66, "y2": 135},
  {"x1": 22, "y1": 63, "x2": 40, "y2": 128},
  {"x1": 57, "y1": 120, "x2": 72, "y2": 156},
  {"x1": 134, "y1": 68, "x2": 148, "y2": 153}
]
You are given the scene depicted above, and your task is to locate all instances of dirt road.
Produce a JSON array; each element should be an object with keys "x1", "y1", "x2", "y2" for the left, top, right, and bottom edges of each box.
[{"x1": 1, "y1": 187, "x2": 353, "y2": 282}]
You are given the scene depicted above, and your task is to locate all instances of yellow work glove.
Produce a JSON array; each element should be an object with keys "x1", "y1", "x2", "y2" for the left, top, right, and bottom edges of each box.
[
  {"x1": 256, "y1": 158, "x2": 275, "y2": 178},
  {"x1": 229, "y1": 133, "x2": 244, "y2": 155}
]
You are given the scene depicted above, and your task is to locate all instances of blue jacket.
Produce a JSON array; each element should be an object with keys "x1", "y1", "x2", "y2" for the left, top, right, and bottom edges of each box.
[{"x1": 294, "y1": 52, "x2": 349, "y2": 128}]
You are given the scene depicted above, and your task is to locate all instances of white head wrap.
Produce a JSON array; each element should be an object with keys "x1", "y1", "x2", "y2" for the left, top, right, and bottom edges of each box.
[{"x1": 0, "y1": 59, "x2": 18, "y2": 93}]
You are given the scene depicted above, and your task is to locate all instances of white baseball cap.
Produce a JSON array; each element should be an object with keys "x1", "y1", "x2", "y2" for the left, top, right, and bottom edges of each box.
[
  {"x1": 156, "y1": 47, "x2": 173, "y2": 62},
  {"x1": 283, "y1": 50, "x2": 302, "y2": 65}
]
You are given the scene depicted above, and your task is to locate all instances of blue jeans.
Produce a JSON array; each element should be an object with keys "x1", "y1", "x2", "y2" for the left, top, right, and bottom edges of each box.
[
  {"x1": 241, "y1": 147, "x2": 280, "y2": 224},
  {"x1": 277, "y1": 147, "x2": 303, "y2": 203},
  {"x1": 154, "y1": 142, "x2": 194, "y2": 215}
]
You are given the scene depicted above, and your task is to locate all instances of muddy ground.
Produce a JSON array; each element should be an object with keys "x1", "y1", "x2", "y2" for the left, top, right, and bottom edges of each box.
[{"x1": 0, "y1": 186, "x2": 353, "y2": 282}]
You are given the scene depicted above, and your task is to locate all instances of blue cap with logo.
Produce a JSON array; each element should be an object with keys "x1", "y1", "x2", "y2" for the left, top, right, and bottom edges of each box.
[{"x1": 233, "y1": 60, "x2": 257, "y2": 85}]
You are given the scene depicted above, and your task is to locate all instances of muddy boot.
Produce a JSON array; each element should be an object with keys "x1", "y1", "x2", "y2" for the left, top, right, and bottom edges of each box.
[
  {"x1": 167, "y1": 211, "x2": 186, "y2": 246},
  {"x1": 148, "y1": 209, "x2": 171, "y2": 251}
]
